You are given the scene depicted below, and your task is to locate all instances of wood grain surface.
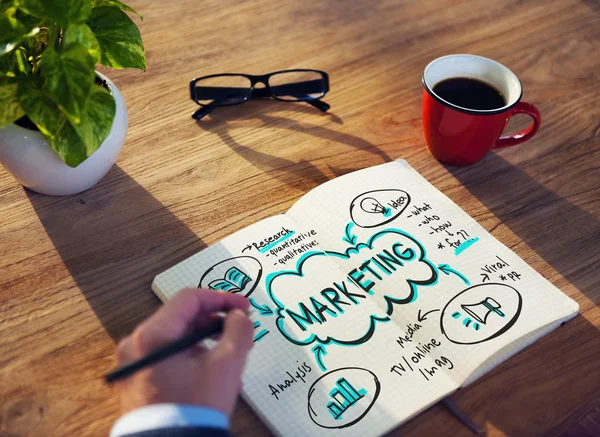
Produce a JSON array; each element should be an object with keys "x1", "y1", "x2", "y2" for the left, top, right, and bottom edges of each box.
[{"x1": 1, "y1": 0, "x2": 599, "y2": 436}]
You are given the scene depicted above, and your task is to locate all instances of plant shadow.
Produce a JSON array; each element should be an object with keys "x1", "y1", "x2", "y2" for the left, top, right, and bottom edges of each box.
[
  {"x1": 195, "y1": 100, "x2": 392, "y2": 191},
  {"x1": 25, "y1": 165, "x2": 208, "y2": 341}
]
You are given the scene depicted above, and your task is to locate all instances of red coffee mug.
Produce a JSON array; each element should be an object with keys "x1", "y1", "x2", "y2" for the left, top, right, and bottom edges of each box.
[{"x1": 422, "y1": 54, "x2": 541, "y2": 166}]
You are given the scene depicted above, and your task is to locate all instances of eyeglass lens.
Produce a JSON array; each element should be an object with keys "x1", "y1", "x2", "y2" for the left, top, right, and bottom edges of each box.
[
  {"x1": 194, "y1": 75, "x2": 252, "y2": 106},
  {"x1": 268, "y1": 71, "x2": 326, "y2": 101}
]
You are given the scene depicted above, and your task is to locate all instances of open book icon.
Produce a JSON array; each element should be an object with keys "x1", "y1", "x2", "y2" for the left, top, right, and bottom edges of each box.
[{"x1": 208, "y1": 267, "x2": 251, "y2": 293}]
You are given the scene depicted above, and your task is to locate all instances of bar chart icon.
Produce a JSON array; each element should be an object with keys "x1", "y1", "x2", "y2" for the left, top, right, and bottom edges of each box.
[{"x1": 326, "y1": 377, "x2": 368, "y2": 420}]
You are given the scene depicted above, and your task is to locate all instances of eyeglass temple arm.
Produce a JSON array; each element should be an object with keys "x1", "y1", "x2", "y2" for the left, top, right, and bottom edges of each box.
[
  {"x1": 307, "y1": 99, "x2": 330, "y2": 112},
  {"x1": 252, "y1": 82, "x2": 330, "y2": 110},
  {"x1": 192, "y1": 105, "x2": 214, "y2": 120},
  {"x1": 192, "y1": 98, "x2": 327, "y2": 119},
  {"x1": 249, "y1": 86, "x2": 329, "y2": 110}
]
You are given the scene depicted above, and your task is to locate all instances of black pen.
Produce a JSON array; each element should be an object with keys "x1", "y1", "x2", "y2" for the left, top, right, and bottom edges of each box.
[{"x1": 105, "y1": 318, "x2": 224, "y2": 384}]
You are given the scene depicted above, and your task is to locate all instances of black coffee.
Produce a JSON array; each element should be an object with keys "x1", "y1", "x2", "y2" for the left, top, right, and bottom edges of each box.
[{"x1": 433, "y1": 77, "x2": 506, "y2": 110}]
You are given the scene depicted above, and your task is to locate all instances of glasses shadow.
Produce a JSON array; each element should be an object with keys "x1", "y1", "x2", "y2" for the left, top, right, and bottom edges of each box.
[
  {"x1": 195, "y1": 100, "x2": 392, "y2": 192},
  {"x1": 25, "y1": 165, "x2": 208, "y2": 341}
]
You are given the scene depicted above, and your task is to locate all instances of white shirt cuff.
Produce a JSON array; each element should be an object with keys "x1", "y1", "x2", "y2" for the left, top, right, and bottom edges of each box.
[{"x1": 110, "y1": 404, "x2": 229, "y2": 437}]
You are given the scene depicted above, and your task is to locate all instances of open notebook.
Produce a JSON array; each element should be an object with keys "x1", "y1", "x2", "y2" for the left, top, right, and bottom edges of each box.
[{"x1": 153, "y1": 160, "x2": 578, "y2": 436}]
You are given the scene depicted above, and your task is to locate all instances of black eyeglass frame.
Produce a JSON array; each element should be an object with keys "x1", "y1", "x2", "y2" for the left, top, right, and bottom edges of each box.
[{"x1": 189, "y1": 69, "x2": 330, "y2": 119}]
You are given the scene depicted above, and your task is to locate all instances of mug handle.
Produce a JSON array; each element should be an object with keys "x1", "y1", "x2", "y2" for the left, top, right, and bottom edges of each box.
[{"x1": 493, "y1": 102, "x2": 541, "y2": 149}]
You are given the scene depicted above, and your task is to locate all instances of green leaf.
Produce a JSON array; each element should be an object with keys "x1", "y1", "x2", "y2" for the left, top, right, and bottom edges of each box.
[
  {"x1": 14, "y1": 8, "x2": 45, "y2": 29},
  {"x1": 0, "y1": 46, "x2": 30, "y2": 76},
  {"x1": 18, "y1": 0, "x2": 91, "y2": 27},
  {"x1": 0, "y1": 10, "x2": 40, "y2": 56},
  {"x1": 88, "y1": 7, "x2": 146, "y2": 71},
  {"x1": 0, "y1": 77, "x2": 25, "y2": 126},
  {"x1": 40, "y1": 45, "x2": 95, "y2": 124},
  {"x1": 76, "y1": 84, "x2": 115, "y2": 155},
  {"x1": 0, "y1": 0, "x2": 17, "y2": 15},
  {"x1": 18, "y1": 81, "x2": 80, "y2": 164},
  {"x1": 90, "y1": 0, "x2": 142, "y2": 20},
  {"x1": 19, "y1": 81, "x2": 116, "y2": 167},
  {"x1": 18, "y1": 81, "x2": 65, "y2": 138},
  {"x1": 63, "y1": 23, "x2": 100, "y2": 63}
]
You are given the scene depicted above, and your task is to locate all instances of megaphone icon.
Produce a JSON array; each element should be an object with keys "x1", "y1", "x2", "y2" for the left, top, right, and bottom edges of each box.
[{"x1": 461, "y1": 297, "x2": 505, "y2": 325}]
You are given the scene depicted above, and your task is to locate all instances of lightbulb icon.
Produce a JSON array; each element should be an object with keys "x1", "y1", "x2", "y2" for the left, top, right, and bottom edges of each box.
[{"x1": 360, "y1": 197, "x2": 390, "y2": 216}]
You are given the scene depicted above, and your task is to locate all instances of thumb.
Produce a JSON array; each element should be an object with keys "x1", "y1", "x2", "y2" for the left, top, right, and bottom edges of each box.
[{"x1": 214, "y1": 309, "x2": 254, "y2": 361}]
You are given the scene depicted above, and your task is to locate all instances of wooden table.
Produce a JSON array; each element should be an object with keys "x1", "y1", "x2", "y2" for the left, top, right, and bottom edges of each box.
[{"x1": 1, "y1": 0, "x2": 599, "y2": 435}]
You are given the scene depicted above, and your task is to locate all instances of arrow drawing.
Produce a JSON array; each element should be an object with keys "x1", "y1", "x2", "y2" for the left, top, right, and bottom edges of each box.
[
  {"x1": 312, "y1": 345, "x2": 328, "y2": 372},
  {"x1": 481, "y1": 273, "x2": 490, "y2": 282},
  {"x1": 342, "y1": 222, "x2": 358, "y2": 246},
  {"x1": 438, "y1": 264, "x2": 470, "y2": 285},
  {"x1": 418, "y1": 308, "x2": 440, "y2": 322},
  {"x1": 249, "y1": 298, "x2": 274, "y2": 316},
  {"x1": 241, "y1": 244, "x2": 252, "y2": 253}
]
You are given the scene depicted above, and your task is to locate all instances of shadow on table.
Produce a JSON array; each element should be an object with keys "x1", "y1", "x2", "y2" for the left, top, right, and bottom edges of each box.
[
  {"x1": 26, "y1": 165, "x2": 207, "y2": 341},
  {"x1": 195, "y1": 100, "x2": 392, "y2": 190},
  {"x1": 399, "y1": 153, "x2": 600, "y2": 437},
  {"x1": 446, "y1": 152, "x2": 599, "y2": 306},
  {"x1": 444, "y1": 152, "x2": 600, "y2": 437},
  {"x1": 580, "y1": 0, "x2": 600, "y2": 14}
]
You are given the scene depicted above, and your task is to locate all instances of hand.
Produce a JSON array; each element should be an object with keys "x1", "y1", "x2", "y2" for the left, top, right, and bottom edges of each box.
[{"x1": 114, "y1": 288, "x2": 254, "y2": 416}]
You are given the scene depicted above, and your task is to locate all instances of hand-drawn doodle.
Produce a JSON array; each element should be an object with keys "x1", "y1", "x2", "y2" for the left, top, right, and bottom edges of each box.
[
  {"x1": 312, "y1": 344, "x2": 328, "y2": 372},
  {"x1": 454, "y1": 237, "x2": 479, "y2": 255},
  {"x1": 249, "y1": 297, "x2": 274, "y2": 316},
  {"x1": 342, "y1": 223, "x2": 358, "y2": 246},
  {"x1": 461, "y1": 297, "x2": 504, "y2": 326},
  {"x1": 417, "y1": 308, "x2": 440, "y2": 322},
  {"x1": 438, "y1": 263, "x2": 470, "y2": 285},
  {"x1": 253, "y1": 320, "x2": 270, "y2": 343},
  {"x1": 350, "y1": 189, "x2": 411, "y2": 228},
  {"x1": 307, "y1": 367, "x2": 380, "y2": 429},
  {"x1": 266, "y1": 228, "x2": 438, "y2": 349},
  {"x1": 198, "y1": 256, "x2": 262, "y2": 297},
  {"x1": 440, "y1": 283, "x2": 522, "y2": 345},
  {"x1": 360, "y1": 197, "x2": 389, "y2": 216}
]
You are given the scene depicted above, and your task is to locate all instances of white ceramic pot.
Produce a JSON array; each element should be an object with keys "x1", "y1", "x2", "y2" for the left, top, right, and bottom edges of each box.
[{"x1": 0, "y1": 71, "x2": 127, "y2": 196}]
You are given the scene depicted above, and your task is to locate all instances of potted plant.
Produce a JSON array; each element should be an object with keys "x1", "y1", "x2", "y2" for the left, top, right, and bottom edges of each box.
[{"x1": 0, "y1": 0, "x2": 145, "y2": 195}]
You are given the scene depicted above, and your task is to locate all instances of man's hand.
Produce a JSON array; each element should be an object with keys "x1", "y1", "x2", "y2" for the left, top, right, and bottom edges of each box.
[{"x1": 115, "y1": 288, "x2": 254, "y2": 416}]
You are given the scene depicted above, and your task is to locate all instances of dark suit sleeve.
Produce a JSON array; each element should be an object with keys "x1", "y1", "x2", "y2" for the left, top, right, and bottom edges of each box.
[{"x1": 121, "y1": 427, "x2": 230, "y2": 437}]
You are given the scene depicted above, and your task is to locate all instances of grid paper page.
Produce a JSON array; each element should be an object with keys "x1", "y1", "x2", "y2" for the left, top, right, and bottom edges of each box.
[
  {"x1": 153, "y1": 212, "x2": 456, "y2": 436},
  {"x1": 153, "y1": 160, "x2": 578, "y2": 436},
  {"x1": 286, "y1": 160, "x2": 578, "y2": 387}
]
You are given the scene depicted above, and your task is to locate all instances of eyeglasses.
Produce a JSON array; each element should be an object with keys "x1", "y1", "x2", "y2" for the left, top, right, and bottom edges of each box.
[{"x1": 189, "y1": 69, "x2": 330, "y2": 120}]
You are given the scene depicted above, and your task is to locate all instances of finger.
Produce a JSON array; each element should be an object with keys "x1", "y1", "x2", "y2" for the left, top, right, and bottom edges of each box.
[
  {"x1": 154, "y1": 288, "x2": 249, "y2": 334},
  {"x1": 115, "y1": 336, "x2": 135, "y2": 365},
  {"x1": 133, "y1": 289, "x2": 249, "y2": 353},
  {"x1": 191, "y1": 312, "x2": 226, "y2": 334},
  {"x1": 213, "y1": 309, "x2": 254, "y2": 361},
  {"x1": 187, "y1": 341, "x2": 209, "y2": 357}
]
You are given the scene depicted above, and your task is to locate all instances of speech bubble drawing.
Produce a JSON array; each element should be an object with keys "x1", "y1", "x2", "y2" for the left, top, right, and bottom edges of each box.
[
  {"x1": 266, "y1": 228, "x2": 438, "y2": 347},
  {"x1": 440, "y1": 283, "x2": 522, "y2": 345},
  {"x1": 199, "y1": 256, "x2": 262, "y2": 297},
  {"x1": 307, "y1": 367, "x2": 381, "y2": 429},
  {"x1": 350, "y1": 189, "x2": 411, "y2": 228}
]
